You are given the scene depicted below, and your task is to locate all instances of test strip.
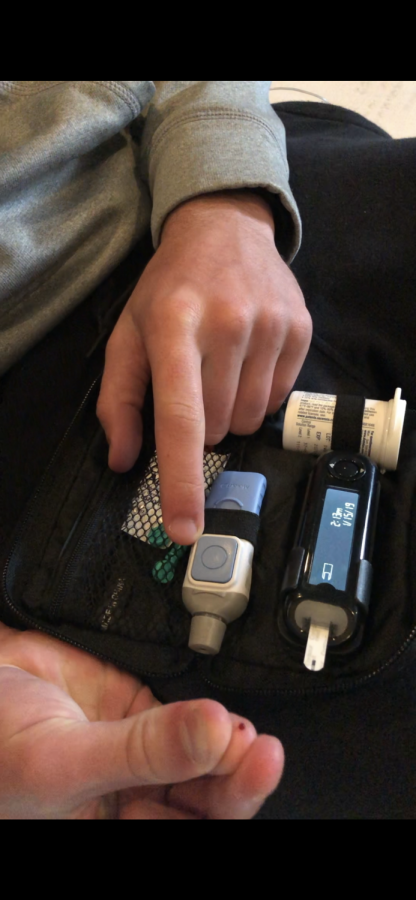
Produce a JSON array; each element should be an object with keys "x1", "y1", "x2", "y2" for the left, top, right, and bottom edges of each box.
[{"x1": 304, "y1": 621, "x2": 330, "y2": 672}]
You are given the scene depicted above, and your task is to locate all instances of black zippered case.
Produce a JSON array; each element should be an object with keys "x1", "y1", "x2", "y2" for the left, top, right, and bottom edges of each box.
[{"x1": 3, "y1": 374, "x2": 416, "y2": 702}]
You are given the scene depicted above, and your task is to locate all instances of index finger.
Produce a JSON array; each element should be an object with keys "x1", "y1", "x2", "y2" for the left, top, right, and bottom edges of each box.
[{"x1": 150, "y1": 334, "x2": 205, "y2": 546}]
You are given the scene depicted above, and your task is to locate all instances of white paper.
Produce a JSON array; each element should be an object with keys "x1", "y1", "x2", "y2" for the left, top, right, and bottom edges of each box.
[{"x1": 270, "y1": 81, "x2": 416, "y2": 138}]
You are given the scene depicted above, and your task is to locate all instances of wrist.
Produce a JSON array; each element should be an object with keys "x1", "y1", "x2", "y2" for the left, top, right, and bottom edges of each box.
[{"x1": 161, "y1": 189, "x2": 276, "y2": 245}]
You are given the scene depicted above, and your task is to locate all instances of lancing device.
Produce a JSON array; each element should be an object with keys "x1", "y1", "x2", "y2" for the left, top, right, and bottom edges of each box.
[
  {"x1": 279, "y1": 452, "x2": 380, "y2": 672},
  {"x1": 182, "y1": 471, "x2": 267, "y2": 655}
]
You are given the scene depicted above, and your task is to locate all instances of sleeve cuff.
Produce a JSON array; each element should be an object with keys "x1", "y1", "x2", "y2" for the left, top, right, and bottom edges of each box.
[{"x1": 147, "y1": 110, "x2": 302, "y2": 262}]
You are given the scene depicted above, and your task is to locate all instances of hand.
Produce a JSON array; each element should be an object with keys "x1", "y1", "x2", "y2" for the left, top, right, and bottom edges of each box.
[
  {"x1": 97, "y1": 191, "x2": 312, "y2": 545},
  {"x1": 0, "y1": 622, "x2": 284, "y2": 819}
]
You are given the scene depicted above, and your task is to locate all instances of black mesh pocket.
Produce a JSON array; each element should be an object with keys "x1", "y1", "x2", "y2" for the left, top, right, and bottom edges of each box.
[
  {"x1": 29, "y1": 448, "x2": 231, "y2": 647},
  {"x1": 51, "y1": 469, "x2": 190, "y2": 645}
]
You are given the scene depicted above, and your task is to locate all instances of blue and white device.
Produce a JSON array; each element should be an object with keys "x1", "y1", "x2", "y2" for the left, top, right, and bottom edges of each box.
[{"x1": 182, "y1": 472, "x2": 267, "y2": 655}]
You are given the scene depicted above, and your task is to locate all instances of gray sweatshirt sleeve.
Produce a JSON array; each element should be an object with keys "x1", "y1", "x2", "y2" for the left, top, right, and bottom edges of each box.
[
  {"x1": 0, "y1": 81, "x2": 301, "y2": 375},
  {"x1": 142, "y1": 81, "x2": 301, "y2": 260}
]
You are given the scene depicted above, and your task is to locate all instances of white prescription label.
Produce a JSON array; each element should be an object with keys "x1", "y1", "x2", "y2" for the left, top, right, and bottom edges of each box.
[
  {"x1": 360, "y1": 403, "x2": 377, "y2": 458},
  {"x1": 283, "y1": 392, "x2": 337, "y2": 455}
]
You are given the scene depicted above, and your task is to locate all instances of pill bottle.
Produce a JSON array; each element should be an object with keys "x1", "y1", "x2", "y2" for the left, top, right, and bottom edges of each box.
[{"x1": 282, "y1": 388, "x2": 407, "y2": 470}]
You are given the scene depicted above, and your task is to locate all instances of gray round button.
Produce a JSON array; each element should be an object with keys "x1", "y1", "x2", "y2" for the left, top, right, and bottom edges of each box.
[{"x1": 201, "y1": 545, "x2": 228, "y2": 569}]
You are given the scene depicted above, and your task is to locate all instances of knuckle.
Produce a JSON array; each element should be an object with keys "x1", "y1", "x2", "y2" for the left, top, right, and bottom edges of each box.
[
  {"x1": 162, "y1": 398, "x2": 201, "y2": 424},
  {"x1": 259, "y1": 311, "x2": 284, "y2": 347},
  {"x1": 215, "y1": 304, "x2": 252, "y2": 344},
  {"x1": 159, "y1": 398, "x2": 204, "y2": 438},
  {"x1": 152, "y1": 292, "x2": 200, "y2": 333},
  {"x1": 292, "y1": 310, "x2": 313, "y2": 348},
  {"x1": 127, "y1": 715, "x2": 165, "y2": 785},
  {"x1": 295, "y1": 306, "x2": 313, "y2": 342}
]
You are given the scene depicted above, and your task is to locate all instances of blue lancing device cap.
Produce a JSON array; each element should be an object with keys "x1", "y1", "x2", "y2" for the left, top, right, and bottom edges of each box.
[{"x1": 205, "y1": 471, "x2": 267, "y2": 515}]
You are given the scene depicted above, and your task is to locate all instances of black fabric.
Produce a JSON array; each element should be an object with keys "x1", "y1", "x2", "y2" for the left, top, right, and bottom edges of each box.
[
  {"x1": 0, "y1": 234, "x2": 152, "y2": 556},
  {"x1": 2, "y1": 101, "x2": 416, "y2": 819},
  {"x1": 332, "y1": 394, "x2": 366, "y2": 453},
  {"x1": 203, "y1": 508, "x2": 260, "y2": 545},
  {"x1": 403, "y1": 410, "x2": 416, "y2": 444}
]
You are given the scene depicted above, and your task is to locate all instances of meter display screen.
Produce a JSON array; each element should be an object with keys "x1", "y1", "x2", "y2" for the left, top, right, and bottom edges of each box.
[{"x1": 309, "y1": 488, "x2": 359, "y2": 591}]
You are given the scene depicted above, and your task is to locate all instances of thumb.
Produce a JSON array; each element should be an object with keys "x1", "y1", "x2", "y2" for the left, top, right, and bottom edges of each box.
[
  {"x1": 75, "y1": 700, "x2": 235, "y2": 799},
  {"x1": 22, "y1": 699, "x2": 236, "y2": 811}
]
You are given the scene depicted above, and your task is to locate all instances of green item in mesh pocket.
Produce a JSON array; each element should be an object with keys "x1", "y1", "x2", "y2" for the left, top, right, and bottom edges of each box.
[{"x1": 150, "y1": 533, "x2": 188, "y2": 584}]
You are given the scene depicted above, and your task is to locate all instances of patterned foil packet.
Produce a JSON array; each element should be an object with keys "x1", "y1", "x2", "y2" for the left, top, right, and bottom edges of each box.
[{"x1": 122, "y1": 450, "x2": 230, "y2": 547}]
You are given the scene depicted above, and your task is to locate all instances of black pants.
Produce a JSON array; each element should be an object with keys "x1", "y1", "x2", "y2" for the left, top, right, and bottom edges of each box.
[{"x1": 1, "y1": 103, "x2": 416, "y2": 818}]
